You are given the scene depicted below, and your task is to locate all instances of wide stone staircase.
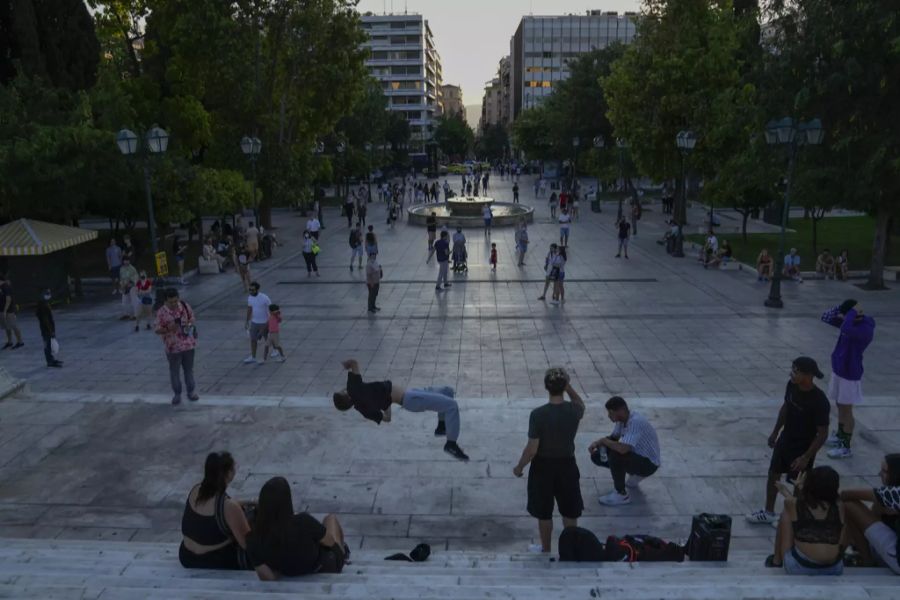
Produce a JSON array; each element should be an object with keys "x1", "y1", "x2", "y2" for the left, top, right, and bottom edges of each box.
[{"x1": 0, "y1": 538, "x2": 895, "y2": 599}]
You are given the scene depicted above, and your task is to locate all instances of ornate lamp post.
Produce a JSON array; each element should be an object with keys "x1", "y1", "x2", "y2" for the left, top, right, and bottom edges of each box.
[
  {"x1": 615, "y1": 138, "x2": 628, "y2": 221},
  {"x1": 240, "y1": 135, "x2": 262, "y2": 225},
  {"x1": 571, "y1": 136, "x2": 580, "y2": 189},
  {"x1": 764, "y1": 117, "x2": 824, "y2": 308},
  {"x1": 116, "y1": 126, "x2": 169, "y2": 265},
  {"x1": 592, "y1": 136, "x2": 604, "y2": 210},
  {"x1": 673, "y1": 130, "x2": 697, "y2": 258}
]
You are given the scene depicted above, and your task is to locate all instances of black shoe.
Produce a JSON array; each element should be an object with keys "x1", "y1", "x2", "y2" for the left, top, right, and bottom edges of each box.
[
  {"x1": 134, "y1": 325, "x2": 139, "y2": 332},
  {"x1": 48, "y1": 361, "x2": 63, "y2": 368},
  {"x1": 443, "y1": 283, "x2": 452, "y2": 288},
  {"x1": 172, "y1": 396, "x2": 182, "y2": 405},
  {"x1": 188, "y1": 394, "x2": 199, "y2": 402},
  {"x1": 434, "y1": 421, "x2": 446, "y2": 436},
  {"x1": 2, "y1": 343, "x2": 11, "y2": 349},
  {"x1": 444, "y1": 441, "x2": 469, "y2": 461},
  {"x1": 368, "y1": 308, "x2": 376, "y2": 313},
  {"x1": 146, "y1": 324, "x2": 152, "y2": 330},
  {"x1": 374, "y1": 307, "x2": 382, "y2": 311},
  {"x1": 12, "y1": 342, "x2": 23, "y2": 349}
]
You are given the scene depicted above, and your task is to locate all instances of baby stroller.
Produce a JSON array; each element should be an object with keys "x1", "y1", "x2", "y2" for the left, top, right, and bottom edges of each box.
[{"x1": 452, "y1": 240, "x2": 468, "y2": 273}]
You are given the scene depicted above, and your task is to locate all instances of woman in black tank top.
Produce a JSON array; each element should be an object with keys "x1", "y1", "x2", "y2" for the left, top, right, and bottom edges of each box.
[
  {"x1": 767, "y1": 466, "x2": 844, "y2": 575},
  {"x1": 179, "y1": 452, "x2": 254, "y2": 570}
]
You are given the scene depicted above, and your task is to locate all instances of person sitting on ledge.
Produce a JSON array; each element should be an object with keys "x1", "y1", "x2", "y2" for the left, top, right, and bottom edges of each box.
[
  {"x1": 757, "y1": 248, "x2": 774, "y2": 281},
  {"x1": 784, "y1": 247, "x2": 803, "y2": 282},
  {"x1": 816, "y1": 249, "x2": 836, "y2": 280},
  {"x1": 333, "y1": 358, "x2": 470, "y2": 461},
  {"x1": 179, "y1": 452, "x2": 253, "y2": 570},
  {"x1": 589, "y1": 396, "x2": 661, "y2": 506},
  {"x1": 766, "y1": 466, "x2": 844, "y2": 575},
  {"x1": 246, "y1": 476, "x2": 349, "y2": 580},
  {"x1": 835, "y1": 249, "x2": 850, "y2": 280},
  {"x1": 839, "y1": 453, "x2": 900, "y2": 574}
]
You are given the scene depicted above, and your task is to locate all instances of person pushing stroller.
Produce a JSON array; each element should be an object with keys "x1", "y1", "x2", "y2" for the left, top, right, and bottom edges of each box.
[{"x1": 452, "y1": 228, "x2": 468, "y2": 273}]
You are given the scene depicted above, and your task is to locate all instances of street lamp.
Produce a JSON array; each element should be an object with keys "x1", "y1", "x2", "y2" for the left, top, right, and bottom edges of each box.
[
  {"x1": 116, "y1": 126, "x2": 169, "y2": 270},
  {"x1": 312, "y1": 140, "x2": 326, "y2": 225},
  {"x1": 615, "y1": 138, "x2": 628, "y2": 221},
  {"x1": 364, "y1": 142, "x2": 374, "y2": 203},
  {"x1": 592, "y1": 136, "x2": 604, "y2": 208},
  {"x1": 764, "y1": 117, "x2": 824, "y2": 308},
  {"x1": 571, "y1": 137, "x2": 580, "y2": 190},
  {"x1": 673, "y1": 130, "x2": 697, "y2": 258},
  {"x1": 240, "y1": 135, "x2": 262, "y2": 226}
]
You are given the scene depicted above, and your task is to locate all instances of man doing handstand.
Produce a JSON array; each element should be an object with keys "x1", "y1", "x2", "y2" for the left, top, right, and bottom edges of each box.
[{"x1": 333, "y1": 359, "x2": 470, "y2": 461}]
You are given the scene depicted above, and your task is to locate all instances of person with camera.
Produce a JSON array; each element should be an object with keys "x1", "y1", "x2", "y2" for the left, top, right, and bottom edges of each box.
[
  {"x1": 155, "y1": 288, "x2": 199, "y2": 405},
  {"x1": 513, "y1": 368, "x2": 586, "y2": 553}
]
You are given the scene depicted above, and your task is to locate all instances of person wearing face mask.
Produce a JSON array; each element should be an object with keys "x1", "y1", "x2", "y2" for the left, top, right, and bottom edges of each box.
[
  {"x1": 243, "y1": 282, "x2": 271, "y2": 365},
  {"x1": 301, "y1": 231, "x2": 319, "y2": 277},
  {"x1": 134, "y1": 271, "x2": 154, "y2": 332},
  {"x1": 35, "y1": 289, "x2": 62, "y2": 368}
]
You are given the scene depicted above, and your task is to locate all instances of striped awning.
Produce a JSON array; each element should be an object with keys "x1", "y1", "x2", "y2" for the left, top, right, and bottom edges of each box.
[{"x1": 0, "y1": 219, "x2": 98, "y2": 257}]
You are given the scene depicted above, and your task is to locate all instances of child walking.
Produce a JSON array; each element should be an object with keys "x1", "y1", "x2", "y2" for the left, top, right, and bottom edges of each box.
[
  {"x1": 264, "y1": 304, "x2": 286, "y2": 362},
  {"x1": 490, "y1": 243, "x2": 498, "y2": 272}
]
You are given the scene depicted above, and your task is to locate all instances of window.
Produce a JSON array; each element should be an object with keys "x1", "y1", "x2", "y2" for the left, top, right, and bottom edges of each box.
[{"x1": 541, "y1": 81, "x2": 552, "y2": 88}]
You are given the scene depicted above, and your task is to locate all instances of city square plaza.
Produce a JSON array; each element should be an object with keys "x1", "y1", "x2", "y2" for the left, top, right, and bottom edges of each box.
[{"x1": 0, "y1": 176, "x2": 898, "y2": 598}]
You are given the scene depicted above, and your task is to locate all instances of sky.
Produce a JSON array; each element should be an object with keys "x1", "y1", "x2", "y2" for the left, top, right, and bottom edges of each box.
[{"x1": 355, "y1": 0, "x2": 642, "y2": 126}]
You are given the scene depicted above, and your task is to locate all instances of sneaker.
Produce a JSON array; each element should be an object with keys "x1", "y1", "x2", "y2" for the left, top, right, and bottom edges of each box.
[
  {"x1": 12, "y1": 342, "x2": 23, "y2": 349},
  {"x1": 549, "y1": 299, "x2": 559, "y2": 305},
  {"x1": 435, "y1": 286, "x2": 442, "y2": 292},
  {"x1": 255, "y1": 358, "x2": 265, "y2": 365},
  {"x1": 134, "y1": 325, "x2": 139, "y2": 332},
  {"x1": 444, "y1": 441, "x2": 469, "y2": 461},
  {"x1": 537, "y1": 296, "x2": 545, "y2": 301},
  {"x1": 276, "y1": 356, "x2": 286, "y2": 363},
  {"x1": 746, "y1": 509, "x2": 777, "y2": 524},
  {"x1": 434, "y1": 421, "x2": 446, "y2": 436},
  {"x1": 188, "y1": 394, "x2": 199, "y2": 402},
  {"x1": 172, "y1": 396, "x2": 182, "y2": 405},
  {"x1": 443, "y1": 283, "x2": 452, "y2": 288},
  {"x1": 827, "y1": 447, "x2": 852, "y2": 459},
  {"x1": 598, "y1": 491, "x2": 631, "y2": 506},
  {"x1": 270, "y1": 350, "x2": 281, "y2": 358},
  {"x1": 826, "y1": 432, "x2": 841, "y2": 447},
  {"x1": 625, "y1": 475, "x2": 645, "y2": 489},
  {"x1": 242, "y1": 356, "x2": 255, "y2": 364},
  {"x1": 615, "y1": 254, "x2": 621, "y2": 258},
  {"x1": 527, "y1": 544, "x2": 545, "y2": 553},
  {"x1": 1, "y1": 342, "x2": 11, "y2": 349},
  {"x1": 48, "y1": 361, "x2": 63, "y2": 368}
]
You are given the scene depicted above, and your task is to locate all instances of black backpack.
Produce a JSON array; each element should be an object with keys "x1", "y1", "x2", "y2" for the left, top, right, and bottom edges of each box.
[
  {"x1": 685, "y1": 513, "x2": 732, "y2": 561},
  {"x1": 604, "y1": 535, "x2": 684, "y2": 563},
  {"x1": 558, "y1": 526, "x2": 605, "y2": 562}
]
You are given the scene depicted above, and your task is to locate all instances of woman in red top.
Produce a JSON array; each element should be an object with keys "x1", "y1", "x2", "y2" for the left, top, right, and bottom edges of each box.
[{"x1": 134, "y1": 271, "x2": 154, "y2": 332}]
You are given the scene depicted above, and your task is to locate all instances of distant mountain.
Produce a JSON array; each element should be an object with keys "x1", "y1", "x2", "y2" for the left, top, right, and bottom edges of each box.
[{"x1": 464, "y1": 104, "x2": 481, "y2": 130}]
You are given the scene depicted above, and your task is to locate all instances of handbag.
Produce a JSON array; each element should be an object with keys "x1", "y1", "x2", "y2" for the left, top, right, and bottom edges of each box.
[
  {"x1": 180, "y1": 301, "x2": 199, "y2": 339},
  {"x1": 50, "y1": 337, "x2": 60, "y2": 357},
  {"x1": 312, "y1": 241, "x2": 321, "y2": 255}
]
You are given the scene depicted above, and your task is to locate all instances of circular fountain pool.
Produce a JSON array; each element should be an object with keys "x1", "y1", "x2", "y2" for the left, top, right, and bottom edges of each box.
[{"x1": 407, "y1": 197, "x2": 533, "y2": 227}]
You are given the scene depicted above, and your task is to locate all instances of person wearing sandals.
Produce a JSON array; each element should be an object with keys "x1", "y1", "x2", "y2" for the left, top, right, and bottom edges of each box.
[
  {"x1": 246, "y1": 476, "x2": 349, "y2": 580},
  {"x1": 840, "y1": 454, "x2": 900, "y2": 574},
  {"x1": 180, "y1": 452, "x2": 253, "y2": 570},
  {"x1": 766, "y1": 466, "x2": 844, "y2": 575}
]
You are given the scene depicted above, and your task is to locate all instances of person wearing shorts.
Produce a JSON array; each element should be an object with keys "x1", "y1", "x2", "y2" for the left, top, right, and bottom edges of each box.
[
  {"x1": 243, "y1": 282, "x2": 271, "y2": 365},
  {"x1": 558, "y1": 209, "x2": 571, "y2": 246},
  {"x1": 264, "y1": 304, "x2": 285, "y2": 362},
  {"x1": 841, "y1": 454, "x2": 900, "y2": 574},
  {"x1": 747, "y1": 357, "x2": 830, "y2": 525},
  {"x1": 482, "y1": 205, "x2": 493, "y2": 236},
  {"x1": 514, "y1": 368, "x2": 585, "y2": 553},
  {"x1": 349, "y1": 223, "x2": 364, "y2": 272},
  {"x1": 821, "y1": 300, "x2": 875, "y2": 459}
]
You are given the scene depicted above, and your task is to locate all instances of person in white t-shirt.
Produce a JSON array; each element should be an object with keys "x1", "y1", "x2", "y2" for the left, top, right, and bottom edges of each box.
[
  {"x1": 700, "y1": 231, "x2": 718, "y2": 267},
  {"x1": 558, "y1": 209, "x2": 572, "y2": 246},
  {"x1": 306, "y1": 217, "x2": 321, "y2": 240},
  {"x1": 243, "y1": 281, "x2": 272, "y2": 365}
]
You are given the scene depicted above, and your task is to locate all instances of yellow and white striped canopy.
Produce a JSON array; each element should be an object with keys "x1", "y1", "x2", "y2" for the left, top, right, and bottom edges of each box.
[{"x1": 0, "y1": 219, "x2": 98, "y2": 257}]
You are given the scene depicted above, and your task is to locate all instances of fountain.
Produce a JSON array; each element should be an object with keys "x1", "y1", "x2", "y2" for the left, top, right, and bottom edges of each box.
[{"x1": 407, "y1": 196, "x2": 533, "y2": 227}]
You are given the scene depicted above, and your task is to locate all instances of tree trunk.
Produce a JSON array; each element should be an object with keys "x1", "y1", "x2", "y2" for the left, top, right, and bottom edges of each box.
[
  {"x1": 741, "y1": 211, "x2": 750, "y2": 242},
  {"x1": 811, "y1": 217, "x2": 818, "y2": 258},
  {"x1": 865, "y1": 206, "x2": 890, "y2": 289}
]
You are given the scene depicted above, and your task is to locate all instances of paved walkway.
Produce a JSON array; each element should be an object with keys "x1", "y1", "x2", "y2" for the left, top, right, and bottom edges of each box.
[{"x1": 0, "y1": 174, "x2": 898, "y2": 552}]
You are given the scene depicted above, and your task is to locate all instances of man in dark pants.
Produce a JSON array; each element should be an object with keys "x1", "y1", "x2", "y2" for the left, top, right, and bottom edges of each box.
[
  {"x1": 746, "y1": 356, "x2": 829, "y2": 524},
  {"x1": 514, "y1": 368, "x2": 586, "y2": 553},
  {"x1": 590, "y1": 396, "x2": 661, "y2": 506},
  {"x1": 365, "y1": 252, "x2": 382, "y2": 314},
  {"x1": 154, "y1": 288, "x2": 199, "y2": 405},
  {"x1": 35, "y1": 289, "x2": 62, "y2": 367}
]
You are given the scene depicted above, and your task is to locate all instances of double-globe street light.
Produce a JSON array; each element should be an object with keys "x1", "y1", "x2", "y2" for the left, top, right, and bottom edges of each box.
[
  {"x1": 763, "y1": 117, "x2": 824, "y2": 308},
  {"x1": 116, "y1": 126, "x2": 169, "y2": 268},
  {"x1": 672, "y1": 130, "x2": 697, "y2": 258},
  {"x1": 240, "y1": 136, "x2": 262, "y2": 225}
]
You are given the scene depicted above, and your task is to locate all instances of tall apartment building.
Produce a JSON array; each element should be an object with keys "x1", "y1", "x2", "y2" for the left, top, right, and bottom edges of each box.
[
  {"x1": 479, "y1": 78, "x2": 503, "y2": 134},
  {"x1": 509, "y1": 10, "x2": 637, "y2": 120},
  {"x1": 360, "y1": 13, "x2": 444, "y2": 153},
  {"x1": 440, "y1": 84, "x2": 466, "y2": 121}
]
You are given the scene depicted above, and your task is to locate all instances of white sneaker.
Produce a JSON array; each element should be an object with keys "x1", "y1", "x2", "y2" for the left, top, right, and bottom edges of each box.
[
  {"x1": 827, "y1": 447, "x2": 852, "y2": 459},
  {"x1": 826, "y1": 432, "x2": 841, "y2": 447},
  {"x1": 626, "y1": 475, "x2": 646, "y2": 489},
  {"x1": 269, "y1": 350, "x2": 281, "y2": 358},
  {"x1": 527, "y1": 544, "x2": 545, "y2": 553},
  {"x1": 242, "y1": 356, "x2": 255, "y2": 364},
  {"x1": 276, "y1": 356, "x2": 286, "y2": 363},
  {"x1": 255, "y1": 358, "x2": 265, "y2": 365},
  {"x1": 746, "y1": 509, "x2": 777, "y2": 524},
  {"x1": 598, "y1": 491, "x2": 631, "y2": 506}
]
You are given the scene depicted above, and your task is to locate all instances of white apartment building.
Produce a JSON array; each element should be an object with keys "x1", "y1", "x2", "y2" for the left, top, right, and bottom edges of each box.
[
  {"x1": 360, "y1": 13, "x2": 444, "y2": 153},
  {"x1": 509, "y1": 10, "x2": 637, "y2": 120}
]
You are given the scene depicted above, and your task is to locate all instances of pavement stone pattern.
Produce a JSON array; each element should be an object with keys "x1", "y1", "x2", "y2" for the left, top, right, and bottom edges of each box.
[{"x1": 0, "y1": 174, "x2": 898, "y2": 553}]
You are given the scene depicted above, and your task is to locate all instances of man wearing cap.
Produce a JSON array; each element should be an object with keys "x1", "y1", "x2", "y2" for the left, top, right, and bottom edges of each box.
[
  {"x1": 821, "y1": 300, "x2": 875, "y2": 459},
  {"x1": 747, "y1": 357, "x2": 830, "y2": 525},
  {"x1": 513, "y1": 368, "x2": 586, "y2": 553}
]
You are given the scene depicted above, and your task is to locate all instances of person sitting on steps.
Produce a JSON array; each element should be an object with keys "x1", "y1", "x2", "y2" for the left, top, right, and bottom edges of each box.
[
  {"x1": 757, "y1": 248, "x2": 774, "y2": 281},
  {"x1": 766, "y1": 466, "x2": 844, "y2": 575},
  {"x1": 246, "y1": 476, "x2": 349, "y2": 580},
  {"x1": 816, "y1": 249, "x2": 836, "y2": 280},
  {"x1": 839, "y1": 453, "x2": 900, "y2": 575},
  {"x1": 590, "y1": 396, "x2": 661, "y2": 506}
]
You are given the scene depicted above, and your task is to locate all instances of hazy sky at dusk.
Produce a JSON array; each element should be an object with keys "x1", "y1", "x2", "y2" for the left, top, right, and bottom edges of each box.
[{"x1": 355, "y1": 0, "x2": 642, "y2": 122}]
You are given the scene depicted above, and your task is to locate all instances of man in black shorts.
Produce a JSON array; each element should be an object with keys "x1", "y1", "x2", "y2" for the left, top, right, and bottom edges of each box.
[
  {"x1": 747, "y1": 356, "x2": 829, "y2": 525},
  {"x1": 513, "y1": 368, "x2": 586, "y2": 553}
]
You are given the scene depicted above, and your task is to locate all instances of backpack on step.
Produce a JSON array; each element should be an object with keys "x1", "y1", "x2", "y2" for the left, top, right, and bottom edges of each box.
[
  {"x1": 558, "y1": 526, "x2": 605, "y2": 562},
  {"x1": 603, "y1": 534, "x2": 684, "y2": 563},
  {"x1": 685, "y1": 513, "x2": 732, "y2": 562}
]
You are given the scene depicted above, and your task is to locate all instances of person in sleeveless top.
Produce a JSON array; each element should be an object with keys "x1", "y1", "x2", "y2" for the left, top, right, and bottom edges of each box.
[
  {"x1": 179, "y1": 452, "x2": 254, "y2": 570},
  {"x1": 840, "y1": 454, "x2": 900, "y2": 574},
  {"x1": 767, "y1": 466, "x2": 844, "y2": 574}
]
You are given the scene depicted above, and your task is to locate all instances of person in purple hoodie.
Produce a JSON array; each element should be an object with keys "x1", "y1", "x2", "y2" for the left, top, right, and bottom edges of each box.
[{"x1": 821, "y1": 299, "x2": 875, "y2": 459}]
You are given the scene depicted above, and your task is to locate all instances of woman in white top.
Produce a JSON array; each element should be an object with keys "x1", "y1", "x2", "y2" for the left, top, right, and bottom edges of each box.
[
  {"x1": 551, "y1": 246, "x2": 567, "y2": 305},
  {"x1": 558, "y1": 209, "x2": 572, "y2": 246},
  {"x1": 301, "y1": 231, "x2": 320, "y2": 277}
]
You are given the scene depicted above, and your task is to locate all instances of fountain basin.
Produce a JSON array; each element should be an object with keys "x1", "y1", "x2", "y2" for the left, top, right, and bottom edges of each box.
[
  {"x1": 407, "y1": 201, "x2": 533, "y2": 228},
  {"x1": 446, "y1": 196, "x2": 495, "y2": 216}
]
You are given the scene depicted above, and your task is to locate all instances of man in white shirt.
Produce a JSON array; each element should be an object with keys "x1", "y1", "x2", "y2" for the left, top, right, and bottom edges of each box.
[
  {"x1": 558, "y1": 209, "x2": 572, "y2": 246},
  {"x1": 589, "y1": 396, "x2": 661, "y2": 506},
  {"x1": 306, "y1": 216, "x2": 321, "y2": 240},
  {"x1": 243, "y1": 281, "x2": 271, "y2": 364},
  {"x1": 784, "y1": 247, "x2": 803, "y2": 281}
]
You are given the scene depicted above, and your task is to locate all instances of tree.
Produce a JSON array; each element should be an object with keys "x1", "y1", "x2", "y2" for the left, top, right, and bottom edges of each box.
[
  {"x1": 433, "y1": 114, "x2": 473, "y2": 160},
  {"x1": 475, "y1": 124, "x2": 508, "y2": 161}
]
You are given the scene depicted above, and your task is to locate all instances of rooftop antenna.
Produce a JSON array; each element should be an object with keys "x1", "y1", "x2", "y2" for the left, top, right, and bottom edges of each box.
[{"x1": 404, "y1": 0, "x2": 408, "y2": 14}]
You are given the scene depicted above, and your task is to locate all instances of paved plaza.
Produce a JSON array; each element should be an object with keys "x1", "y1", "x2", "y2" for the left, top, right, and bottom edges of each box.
[{"x1": 1, "y1": 175, "x2": 899, "y2": 554}]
